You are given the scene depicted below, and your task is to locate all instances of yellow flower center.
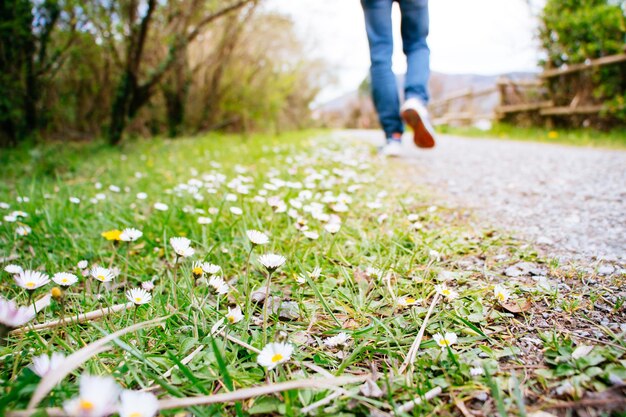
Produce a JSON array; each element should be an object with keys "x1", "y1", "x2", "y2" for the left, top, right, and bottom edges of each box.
[
  {"x1": 97, "y1": 275, "x2": 105, "y2": 281},
  {"x1": 442, "y1": 289, "x2": 450, "y2": 295},
  {"x1": 497, "y1": 293, "x2": 505, "y2": 301},
  {"x1": 25, "y1": 282, "x2": 35, "y2": 288},
  {"x1": 79, "y1": 399, "x2": 94, "y2": 411},
  {"x1": 192, "y1": 267, "x2": 203, "y2": 276},
  {"x1": 441, "y1": 339, "x2": 450, "y2": 346},
  {"x1": 271, "y1": 353, "x2": 283, "y2": 363},
  {"x1": 102, "y1": 230, "x2": 122, "y2": 241},
  {"x1": 227, "y1": 315, "x2": 235, "y2": 323},
  {"x1": 129, "y1": 413, "x2": 142, "y2": 417},
  {"x1": 405, "y1": 297, "x2": 415, "y2": 304},
  {"x1": 62, "y1": 278, "x2": 68, "y2": 283},
  {"x1": 135, "y1": 297, "x2": 142, "y2": 303}
]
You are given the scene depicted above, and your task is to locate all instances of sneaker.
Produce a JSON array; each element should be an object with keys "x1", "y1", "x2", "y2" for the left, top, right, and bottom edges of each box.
[
  {"x1": 380, "y1": 139, "x2": 403, "y2": 157},
  {"x1": 401, "y1": 98, "x2": 436, "y2": 148}
]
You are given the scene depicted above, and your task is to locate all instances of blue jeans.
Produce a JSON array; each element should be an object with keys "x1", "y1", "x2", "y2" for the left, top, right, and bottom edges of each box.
[{"x1": 361, "y1": 0, "x2": 430, "y2": 138}]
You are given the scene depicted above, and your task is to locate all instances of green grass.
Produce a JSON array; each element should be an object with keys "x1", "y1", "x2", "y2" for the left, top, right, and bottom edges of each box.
[
  {"x1": 0, "y1": 131, "x2": 624, "y2": 416},
  {"x1": 438, "y1": 123, "x2": 626, "y2": 149}
]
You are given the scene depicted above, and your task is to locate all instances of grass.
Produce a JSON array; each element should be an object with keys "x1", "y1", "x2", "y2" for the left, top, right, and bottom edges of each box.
[
  {"x1": 437, "y1": 123, "x2": 626, "y2": 149},
  {"x1": 0, "y1": 131, "x2": 624, "y2": 416}
]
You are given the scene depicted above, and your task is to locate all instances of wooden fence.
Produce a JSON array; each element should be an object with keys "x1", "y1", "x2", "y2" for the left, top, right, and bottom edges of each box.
[{"x1": 429, "y1": 51, "x2": 626, "y2": 127}]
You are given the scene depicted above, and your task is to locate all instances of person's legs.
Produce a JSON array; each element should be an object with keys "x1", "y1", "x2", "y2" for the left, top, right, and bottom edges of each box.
[
  {"x1": 399, "y1": 0, "x2": 430, "y2": 103},
  {"x1": 361, "y1": 0, "x2": 404, "y2": 139}
]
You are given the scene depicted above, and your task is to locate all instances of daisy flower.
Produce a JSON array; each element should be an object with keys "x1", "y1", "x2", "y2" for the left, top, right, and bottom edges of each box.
[
  {"x1": 470, "y1": 366, "x2": 484, "y2": 376},
  {"x1": 63, "y1": 375, "x2": 120, "y2": 417},
  {"x1": 397, "y1": 296, "x2": 420, "y2": 308},
  {"x1": 229, "y1": 207, "x2": 243, "y2": 215},
  {"x1": 197, "y1": 216, "x2": 212, "y2": 225},
  {"x1": 493, "y1": 284, "x2": 510, "y2": 303},
  {"x1": 324, "y1": 223, "x2": 341, "y2": 234},
  {"x1": 30, "y1": 352, "x2": 66, "y2": 377},
  {"x1": 323, "y1": 332, "x2": 351, "y2": 348},
  {"x1": 303, "y1": 231, "x2": 319, "y2": 240},
  {"x1": 77, "y1": 260, "x2": 88, "y2": 269},
  {"x1": 118, "y1": 390, "x2": 159, "y2": 417},
  {"x1": 136, "y1": 192, "x2": 148, "y2": 200},
  {"x1": 432, "y1": 332, "x2": 458, "y2": 350},
  {"x1": 4, "y1": 264, "x2": 23, "y2": 275},
  {"x1": 435, "y1": 284, "x2": 458, "y2": 300},
  {"x1": 170, "y1": 237, "x2": 194, "y2": 257},
  {"x1": 246, "y1": 230, "x2": 269, "y2": 245},
  {"x1": 208, "y1": 276, "x2": 229, "y2": 295},
  {"x1": 0, "y1": 297, "x2": 36, "y2": 328},
  {"x1": 15, "y1": 270, "x2": 50, "y2": 290},
  {"x1": 191, "y1": 261, "x2": 204, "y2": 278},
  {"x1": 52, "y1": 272, "x2": 78, "y2": 287},
  {"x1": 101, "y1": 229, "x2": 122, "y2": 241},
  {"x1": 141, "y1": 280, "x2": 155, "y2": 291},
  {"x1": 226, "y1": 305, "x2": 243, "y2": 324},
  {"x1": 257, "y1": 342, "x2": 294, "y2": 370},
  {"x1": 90, "y1": 266, "x2": 115, "y2": 283},
  {"x1": 69, "y1": 197, "x2": 81, "y2": 204},
  {"x1": 202, "y1": 263, "x2": 221, "y2": 275},
  {"x1": 120, "y1": 228, "x2": 143, "y2": 242},
  {"x1": 15, "y1": 225, "x2": 31, "y2": 236},
  {"x1": 126, "y1": 288, "x2": 152, "y2": 305},
  {"x1": 258, "y1": 253, "x2": 286, "y2": 272},
  {"x1": 154, "y1": 202, "x2": 169, "y2": 211}
]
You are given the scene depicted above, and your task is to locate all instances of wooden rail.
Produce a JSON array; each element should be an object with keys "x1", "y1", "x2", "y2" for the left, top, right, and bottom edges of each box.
[{"x1": 430, "y1": 50, "x2": 625, "y2": 125}]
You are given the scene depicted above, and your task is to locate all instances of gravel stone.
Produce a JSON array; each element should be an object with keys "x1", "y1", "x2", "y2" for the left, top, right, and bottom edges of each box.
[{"x1": 355, "y1": 131, "x2": 626, "y2": 261}]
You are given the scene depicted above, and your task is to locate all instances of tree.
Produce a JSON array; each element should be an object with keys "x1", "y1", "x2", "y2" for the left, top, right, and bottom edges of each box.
[{"x1": 98, "y1": 0, "x2": 256, "y2": 145}]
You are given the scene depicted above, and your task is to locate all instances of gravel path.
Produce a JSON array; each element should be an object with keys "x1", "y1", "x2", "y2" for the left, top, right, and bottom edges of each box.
[{"x1": 348, "y1": 130, "x2": 626, "y2": 261}]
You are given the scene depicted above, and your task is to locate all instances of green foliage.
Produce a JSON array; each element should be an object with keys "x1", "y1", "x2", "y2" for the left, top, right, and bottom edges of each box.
[{"x1": 539, "y1": 0, "x2": 626, "y2": 124}]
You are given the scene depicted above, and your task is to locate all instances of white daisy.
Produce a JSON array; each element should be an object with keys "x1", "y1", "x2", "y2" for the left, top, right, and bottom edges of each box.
[
  {"x1": 191, "y1": 261, "x2": 205, "y2": 278},
  {"x1": 170, "y1": 237, "x2": 194, "y2": 257},
  {"x1": 90, "y1": 266, "x2": 114, "y2": 283},
  {"x1": 493, "y1": 284, "x2": 510, "y2": 303},
  {"x1": 77, "y1": 260, "x2": 88, "y2": 269},
  {"x1": 4, "y1": 264, "x2": 23, "y2": 275},
  {"x1": 323, "y1": 332, "x2": 351, "y2": 348},
  {"x1": 303, "y1": 231, "x2": 319, "y2": 240},
  {"x1": 14, "y1": 270, "x2": 50, "y2": 290},
  {"x1": 432, "y1": 332, "x2": 458, "y2": 350},
  {"x1": 120, "y1": 228, "x2": 143, "y2": 242},
  {"x1": 226, "y1": 305, "x2": 243, "y2": 324},
  {"x1": 69, "y1": 197, "x2": 81, "y2": 204},
  {"x1": 136, "y1": 192, "x2": 148, "y2": 200},
  {"x1": 118, "y1": 390, "x2": 159, "y2": 417},
  {"x1": 246, "y1": 230, "x2": 269, "y2": 245},
  {"x1": 52, "y1": 272, "x2": 78, "y2": 287},
  {"x1": 435, "y1": 284, "x2": 458, "y2": 300},
  {"x1": 202, "y1": 263, "x2": 221, "y2": 275},
  {"x1": 154, "y1": 202, "x2": 169, "y2": 211},
  {"x1": 126, "y1": 288, "x2": 152, "y2": 305},
  {"x1": 141, "y1": 280, "x2": 155, "y2": 291},
  {"x1": 0, "y1": 297, "x2": 36, "y2": 328},
  {"x1": 470, "y1": 366, "x2": 484, "y2": 376},
  {"x1": 309, "y1": 266, "x2": 322, "y2": 279},
  {"x1": 257, "y1": 342, "x2": 294, "y2": 370},
  {"x1": 258, "y1": 253, "x2": 286, "y2": 272},
  {"x1": 63, "y1": 375, "x2": 120, "y2": 417},
  {"x1": 208, "y1": 276, "x2": 229, "y2": 295},
  {"x1": 229, "y1": 207, "x2": 243, "y2": 215},
  {"x1": 397, "y1": 296, "x2": 420, "y2": 308},
  {"x1": 324, "y1": 223, "x2": 341, "y2": 234},
  {"x1": 197, "y1": 216, "x2": 212, "y2": 225},
  {"x1": 15, "y1": 225, "x2": 32, "y2": 236},
  {"x1": 30, "y1": 352, "x2": 66, "y2": 377}
]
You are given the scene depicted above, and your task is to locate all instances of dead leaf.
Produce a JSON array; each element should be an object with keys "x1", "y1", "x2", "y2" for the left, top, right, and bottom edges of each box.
[{"x1": 499, "y1": 298, "x2": 531, "y2": 313}]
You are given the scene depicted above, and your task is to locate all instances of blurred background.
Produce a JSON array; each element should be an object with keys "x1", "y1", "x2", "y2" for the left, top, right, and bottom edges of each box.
[{"x1": 1, "y1": 0, "x2": 624, "y2": 147}]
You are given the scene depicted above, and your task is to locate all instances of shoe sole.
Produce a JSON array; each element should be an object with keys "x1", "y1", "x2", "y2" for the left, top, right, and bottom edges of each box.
[{"x1": 401, "y1": 108, "x2": 436, "y2": 148}]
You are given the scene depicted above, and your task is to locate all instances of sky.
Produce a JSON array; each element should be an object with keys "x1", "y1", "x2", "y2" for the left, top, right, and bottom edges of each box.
[{"x1": 263, "y1": 0, "x2": 545, "y2": 103}]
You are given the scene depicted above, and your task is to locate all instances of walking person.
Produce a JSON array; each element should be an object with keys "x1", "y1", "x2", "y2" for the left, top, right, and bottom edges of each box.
[{"x1": 361, "y1": 0, "x2": 436, "y2": 156}]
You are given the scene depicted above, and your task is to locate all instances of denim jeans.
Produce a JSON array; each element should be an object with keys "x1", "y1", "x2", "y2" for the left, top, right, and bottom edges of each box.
[{"x1": 361, "y1": 0, "x2": 430, "y2": 138}]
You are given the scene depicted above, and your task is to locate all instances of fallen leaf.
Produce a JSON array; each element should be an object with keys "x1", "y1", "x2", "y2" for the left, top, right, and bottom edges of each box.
[{"x1": 499, "y1": 298, "x2": 531, "y2": 313}]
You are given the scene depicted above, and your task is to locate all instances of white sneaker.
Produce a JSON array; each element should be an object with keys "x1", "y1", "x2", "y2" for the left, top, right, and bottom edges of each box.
[
  {"x1": 380, "y1": 140, "x2": 403, "y2": 157},
  {"x1": 401, "y1": 98, "x2": 436, "y2": 148}
]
